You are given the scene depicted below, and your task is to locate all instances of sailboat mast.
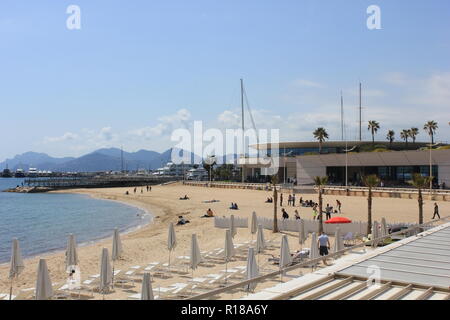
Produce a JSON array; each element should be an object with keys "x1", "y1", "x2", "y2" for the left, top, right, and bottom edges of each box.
[
  {"x1": 241, "y1": 78, "x2": 245, "y2": 183},
  {"x1": 121, "y1": 146, "x2": 124, "y2": 173},
  {"x1": 341, "y1": 91, "x2": 344, "y2": 141},
  {"x1": 359, "y1": 82, "x2": 362, "y2": 141}
]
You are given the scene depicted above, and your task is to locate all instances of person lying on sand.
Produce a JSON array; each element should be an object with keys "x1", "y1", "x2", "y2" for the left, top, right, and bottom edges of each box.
[
  {"x1": 179, "y1": 195, "x2": 190, "y2": 200},
  {"x1": 176, "y1": 216, "x2": 190, "y2": 225}
]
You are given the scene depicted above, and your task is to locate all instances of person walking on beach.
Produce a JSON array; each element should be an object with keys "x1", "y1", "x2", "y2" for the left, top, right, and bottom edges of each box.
[
  {"x1": 317, "y1": 231, "x2": 331, "y2": 266},
  {"x1": 313, "y1": 204, "x2": 318, "y2": 220},
  {"x1": 336, "y1": 200, "x2": 342, "y2": 213},
  {"x1": 280, "y1": 193, "x2": 284, "y2": 207},
  {"x1": 292, "y1": 194, "x2": 296, "y2": 207},
  {"x1": 134, "y1": 187, "x2": 137, "y2": 194},
  {"x1": 294, "y1": 210, "x2": 300, "y2": 220},
  {"x1": 325, "y1": 204, "x2": 332, "y2": 220},
  {"x1": 432, "y1": 203, "x2": 440, "y2": 219}
]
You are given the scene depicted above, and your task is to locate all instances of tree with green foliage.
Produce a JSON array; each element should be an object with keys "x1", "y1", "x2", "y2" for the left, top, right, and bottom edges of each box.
[
  {"x1": 409, "y1": 127, "x2": 419, "y2": 144},
  {"x1": 271, "y1": 174, "x2": 279, "y2": 233},
  {"x1": 423, "y1": 121, "x2": 438, "y2": 144},
  {"x1": 400, "y1": 129, "x2": 410, "y2": 146},
  {"x1": 409, "y1": 173, "x2": 433, "y2": 225},
  {"x1": 386, "y1": 130, "x2": 395, "y2": 146},
  {"x1": 314, "y1": 176, "x2": 328, "y2": 234},
  {"x1": 363, "y1": 175, "x2": 380, "y2": 235},
  {"x1": 368, "y1": 120, "x2": 380, "y2": 145},
  {"x1": 313, "y1": 128, "x2": 329, "y2": 154}
]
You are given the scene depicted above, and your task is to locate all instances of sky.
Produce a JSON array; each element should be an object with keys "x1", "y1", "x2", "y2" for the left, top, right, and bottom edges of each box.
[{"x1": 1, "y1": 0, "x2": 449, "y2": 160}]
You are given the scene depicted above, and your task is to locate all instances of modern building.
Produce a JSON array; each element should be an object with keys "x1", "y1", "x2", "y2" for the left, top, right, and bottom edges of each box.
[
  {"x1": 153, "y1": 162, "x2": 197, "y2": 177},
  {"x1": 186, "y1": 167, "x2": 209, "y2": 181},
  {"x1": 239, "y1": 141, "x2": 450, "y2": 188}
]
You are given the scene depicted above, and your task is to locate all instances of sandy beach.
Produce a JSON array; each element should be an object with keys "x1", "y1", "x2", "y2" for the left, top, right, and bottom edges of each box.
[{"x1": 1, "y1": 183, "x2": 449, "y2": 300}]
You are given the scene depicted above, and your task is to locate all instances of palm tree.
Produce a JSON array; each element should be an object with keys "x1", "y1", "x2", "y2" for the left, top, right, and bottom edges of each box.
[
  {"x1": 423, "y1": 121, "x2": 438, "y2": 144},
  {"x1": 409, "y1": 173, "x2": 432, "y2": 225},
  {"x1": 409, "y1": 127, "x2": 419, "y2": 144},
  {"x1": 313, "y1": 128, "x2": 329, "y2": 153},
  {"x1": 400, "y1": 129, "x2": 410, "y2": 146},
  {"x1": 314, "y1": 176, "x2": 328, "y2": 234},
  {"x1": 363, "y1": 175, "x2": 380, "y2": 235},
  {"x1": 367, "y1": 120, "x2": 380, "y2": 145},
  {"x1": 386, "y1": 130, "x2": 395, "y2": 146},
  {"x1": 271, "y1": 174, "x2": 279, "y2": 233}
]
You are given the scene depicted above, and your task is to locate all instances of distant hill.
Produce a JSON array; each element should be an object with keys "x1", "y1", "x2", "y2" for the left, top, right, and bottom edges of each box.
[
  {"x1": 0, "y1": 152, "x2": 75, "y2": 171},
  {"x1": 0, "y1": 148, "x2": 236, "y2": 172}
]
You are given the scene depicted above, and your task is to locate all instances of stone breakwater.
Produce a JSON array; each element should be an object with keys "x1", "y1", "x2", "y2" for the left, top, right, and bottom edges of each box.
[{"x1": 3, "y1": 186, "x2": 52, "y2": 193}]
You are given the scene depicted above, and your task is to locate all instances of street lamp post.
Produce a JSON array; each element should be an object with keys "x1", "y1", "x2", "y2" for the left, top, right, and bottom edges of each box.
[{"x1": 344, "y1": 145, "x2": 356, "y2": 190}]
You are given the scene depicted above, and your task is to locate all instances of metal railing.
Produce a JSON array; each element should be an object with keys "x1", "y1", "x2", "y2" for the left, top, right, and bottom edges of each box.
[{"x1": 186, "y1": 216, "x2": 449, "y2": 300}]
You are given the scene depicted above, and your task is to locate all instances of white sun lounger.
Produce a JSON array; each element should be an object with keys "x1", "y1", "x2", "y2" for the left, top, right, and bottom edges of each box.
[{"x1": 127, "y1": 293, "x2": 160, "y2": 300}]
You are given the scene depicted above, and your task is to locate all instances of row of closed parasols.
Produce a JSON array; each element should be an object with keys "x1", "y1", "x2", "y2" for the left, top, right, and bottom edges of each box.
[
  {"x1": 6, "y1": 212, "x2": 381, "y2": 300},
  {"x1": 6, "y1": 228, "x2": 127, "y2": 300}
]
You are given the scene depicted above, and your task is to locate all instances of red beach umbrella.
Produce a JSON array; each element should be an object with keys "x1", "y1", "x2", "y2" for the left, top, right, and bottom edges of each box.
[{"x1": 325, "y1": 217, "x2": 352, "y2": 224}]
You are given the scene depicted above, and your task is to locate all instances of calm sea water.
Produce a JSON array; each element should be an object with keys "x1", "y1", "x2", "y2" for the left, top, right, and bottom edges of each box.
[{"x1": 0, "y1": 178, "x2": 151, "y2": 263}]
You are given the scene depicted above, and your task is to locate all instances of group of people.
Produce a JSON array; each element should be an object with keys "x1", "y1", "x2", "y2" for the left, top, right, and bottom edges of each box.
[
  {"x1": 265, "y1": 197, "x2": 273, "y2": 203},
  {"x1": 281, "y1": 208, "x2": 301, "y2": 220},
  {"x1": 229, "y1": 203, "x2": 239, "y2": 210},
  {"x1": 125, "y1": 185, "x2": 152, "y2": 195}
]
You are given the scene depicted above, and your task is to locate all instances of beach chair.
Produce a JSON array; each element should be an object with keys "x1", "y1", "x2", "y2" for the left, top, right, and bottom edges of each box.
[
  {"x1": 57, "y1": 283, "x2": 94, "y2": 299},
  {"x1": 164, "y1": 282, "x2": 201, "y2": 299},
  {"x1": 127, "y1": 293, "x2": 160, "y2": 300},
  {"x1": 115, "y1": 266, "x2": 142, "y2": 288},
  {"x1": 5, "y1": 287, "x2": 36, "y2": 300},
  {"x1": 154, "y1": 285, "x2": 179, "y2": 299}
]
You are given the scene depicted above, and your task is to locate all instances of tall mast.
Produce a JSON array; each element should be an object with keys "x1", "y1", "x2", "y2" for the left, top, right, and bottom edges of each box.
[
  {"x1": 241, "y1": 78, "x2": 245, "y2": 183},
  {"x1": 121, "y1": 146, "x2": 124, "y2": 173},
  {"x1": 359, "y1": 82, "x2": 362, "y2": 141},
  {"x1": 341, "y1": 91, "x2": 344, "y2": 141}
]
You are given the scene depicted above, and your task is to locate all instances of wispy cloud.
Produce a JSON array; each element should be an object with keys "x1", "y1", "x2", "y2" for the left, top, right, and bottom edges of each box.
[
  {"x1": 43, "y1": 132, "x2": 78, "y2": 143},
  {"x1": 291, "y1": 79, "x2": 325, "y2": 88}
]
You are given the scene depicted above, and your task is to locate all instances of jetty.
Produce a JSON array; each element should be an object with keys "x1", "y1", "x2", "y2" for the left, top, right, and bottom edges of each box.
[{"x1": 5, "y1": 176, "x2": 181, "y2": 193}]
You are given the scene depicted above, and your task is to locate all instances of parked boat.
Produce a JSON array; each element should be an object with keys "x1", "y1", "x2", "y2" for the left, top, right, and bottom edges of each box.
[
  {"x1": 14, "y1": 169, "x2": 26, "y2": 178},
  {"x1": 28, "y1": 168, "x2": 38, "y2": 177},
  {"x1": 1, "y1": 168, "x2": 13, "y2": 178}
]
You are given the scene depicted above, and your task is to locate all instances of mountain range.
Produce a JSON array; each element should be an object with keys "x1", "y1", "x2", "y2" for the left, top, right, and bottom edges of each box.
[{"x1": 0, "y1": 148, "x2": 237, "y2": 172}]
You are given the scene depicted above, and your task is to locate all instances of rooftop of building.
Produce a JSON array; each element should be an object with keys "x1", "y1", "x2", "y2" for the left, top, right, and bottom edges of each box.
[{"x1": 252, "y1": 141, "x2": 438, "y2": 150}]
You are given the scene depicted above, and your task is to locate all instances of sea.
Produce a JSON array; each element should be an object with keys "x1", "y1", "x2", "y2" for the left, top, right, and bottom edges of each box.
[{"x1": 0, "y1": 178, "x2": 151, "y2": 263}]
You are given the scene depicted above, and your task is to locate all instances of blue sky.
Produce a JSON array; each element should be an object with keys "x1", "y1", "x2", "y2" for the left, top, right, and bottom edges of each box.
[{"x1": 0, "y1": 0, "x2": 449, "y2": 160}]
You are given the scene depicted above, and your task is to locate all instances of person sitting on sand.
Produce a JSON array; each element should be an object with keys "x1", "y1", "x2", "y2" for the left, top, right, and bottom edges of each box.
[
  {"x1": 282, "y1": 208, "x2": 289, "y2": 220},
  {"x1": 230, "y1": 203, "x2": 239, "y2": 210},
  {"x1": 177, "y1": 216, "x2": 190, "y2": 225},
  {"x1": 201, "y1": 208, "x2": 214, "y2": 218},
  {"x1": 294, "y1": 210, "x2": 300, "y2": 220},
  {"x1": 179, "y1": 195, "x2": 189, "y2": 200},
  {"x1": 125, "y1": 191, "x2": 129, "y2": 195}
]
